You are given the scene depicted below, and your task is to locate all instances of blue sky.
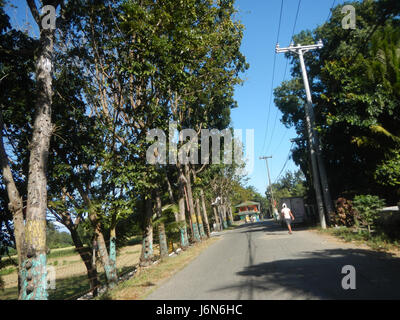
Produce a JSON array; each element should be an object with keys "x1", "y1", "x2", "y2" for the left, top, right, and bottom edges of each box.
[
  {"x1": 231, "y1": 0, "x2": 347, "y2": 195},
  {"x1": 5, "y1": 0, "x2": 348, "y2": 196}
]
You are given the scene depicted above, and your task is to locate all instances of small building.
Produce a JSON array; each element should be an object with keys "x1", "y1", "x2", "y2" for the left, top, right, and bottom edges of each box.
[{"x1": 235, "y1": 201, "x2": 261, "y2": 222}]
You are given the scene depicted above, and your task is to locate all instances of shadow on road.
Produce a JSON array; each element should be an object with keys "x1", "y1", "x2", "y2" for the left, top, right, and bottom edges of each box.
[
  {"x1": 210, "y1": 247, "x2": 400, "y2": 300},
  {"x1": 237, "y1": 220, "x2": 312, "y2": 234}
]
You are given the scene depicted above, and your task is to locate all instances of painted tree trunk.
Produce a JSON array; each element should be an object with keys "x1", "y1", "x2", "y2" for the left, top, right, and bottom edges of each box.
[
  {"x1": 20, "y1": 24, "x2": 56, "y2": 300},
  {"x1": 200, "y1": 189, "x2": 211, "y2": 238},
  {"x1": 87, "y1": 209, "x2": 118, "y2": 288},
  {"x1": 96, "y1": 228, "x2": 118, "y2": 288},
  {"x1": 213, "y1": 206, "x2": 221, "y2": 231},
  {"x1": 108, "y1": 227, "x2": 117, "y2": 285},
  {"x1": 155, "y1": 191, "x2": 168, "y2": 258},
  {"x1": 69, "y1": 227, "x2": 99, "y2": 297},
  {"x1": 158, "y1": 223, "x2": 169, "y2": 259},
  {"x1": 184, "y1": 165, "x2": 201, "y2": 242},
  {"x1": 220, "y1": 205, "x2": 228, "y2": 229},
  {"x1": 195, "y1": 198, "x2": 206, "y2": 239},
  {"x1": 140, "y1": 199, "x2": 154, "y2": 266},
  {"x1": 178, "y1": 195, "x2": 189, "y2": 249},
  {"x1": 226, "y1": 203, "x2": 234, "y2": 227},
  {"x1": 184, "y1": 185, "x2": 200, "y2": 242}
]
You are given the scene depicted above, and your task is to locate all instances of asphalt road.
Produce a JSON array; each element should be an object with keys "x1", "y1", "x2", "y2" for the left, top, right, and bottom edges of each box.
[{"x1": 146, "y1": 220, "x2": 400, "y2": 300}]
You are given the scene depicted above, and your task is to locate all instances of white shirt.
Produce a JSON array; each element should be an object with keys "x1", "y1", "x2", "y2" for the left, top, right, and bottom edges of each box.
[{"x1": 281, "y1": 207, "x2": 291, "y2": 219}]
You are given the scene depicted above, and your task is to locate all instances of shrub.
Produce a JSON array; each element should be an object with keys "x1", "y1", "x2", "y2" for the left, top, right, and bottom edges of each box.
[
  {"x1": 352, "y1": 195, "x2": 385, "y2": 234},
  {"x1": 330, "y1": 198, "x2": 359, "y2": 227}
]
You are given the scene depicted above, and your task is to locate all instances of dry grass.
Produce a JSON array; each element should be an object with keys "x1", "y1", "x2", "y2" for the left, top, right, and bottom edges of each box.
[{"x1": 102, "y1": 237, "x2": 220, "y2": 300}]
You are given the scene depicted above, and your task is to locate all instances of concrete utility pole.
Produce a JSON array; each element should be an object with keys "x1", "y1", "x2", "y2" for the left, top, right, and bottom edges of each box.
[
  {"x1": 260, "y1": 156, "x2": 276, "y2": 219},
  {"x1": 276, "y1": 40, "x2": 330, "y2": 229}
]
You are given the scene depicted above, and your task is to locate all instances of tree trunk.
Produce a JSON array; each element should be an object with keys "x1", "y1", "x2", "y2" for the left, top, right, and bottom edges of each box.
[
  {"x1": 229, "y1": 206, "x2": 234, "y2": 225},
  {"x1": 0, "y1": 112, "x2": 25, "y2": 296},
  {"x1": 226, "y1": 201, "x2": 234, "y2": 227},
  {"x1": 108, "y1": 226, "x2": 117, "y2": 284},
  {"x1": 20, "y1": 21, "x2": 56, "y2": 299},
  {"x1": 158, "y1": 223, "x2": 169, "y2": 259},
  {"x1": 69, "y1": 226, "x2": 99, "y2": 297},
  {"x1": 140, "y1": 199, "x2": 154, "y2": 266},
  {"x1": 200, "y1": 189, "x2": 211, "y2": 238},
  {"x1": 195, "y1": 198, "x2": 206, "y2": 239},
  {"x1": 213, "y1": 206, "x2": 221, "y2": 231},
  {"x1": 178, "y1": 194, "x2": 189, "y2": 248},
  {"x1": 220, "y1": 205, "x2": 228, "y2": 229},
  {"x1": 96, "y1": 225, "x2": 118, "y2": 288},
  {"x1": 155, "y1": 191, "x2": 168, "y2": 259},
  {"x1": 184, "y1": 165, "x2": 200, "y2": 242},
  {"x1": 88, "y1": 210, "x2": 118, "y2": 288}
]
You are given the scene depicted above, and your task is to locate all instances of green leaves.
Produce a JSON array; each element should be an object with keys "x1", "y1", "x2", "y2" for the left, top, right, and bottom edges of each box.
[
  {"x1": 353, "y1": 194, "x2": 386, "y2": 233},
  {"x1": 273, "y1": 0, "x2": 400, "y2": 201},
  {"x1": 375, "y1": 149, "x2": 400, "y2": 187}
]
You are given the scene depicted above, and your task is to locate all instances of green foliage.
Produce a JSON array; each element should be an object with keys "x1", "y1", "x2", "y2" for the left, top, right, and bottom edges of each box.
[
  {"x1": 375, "y1": 149, "x2": 400, "y2": 189},
  {"x1": 352, "y1": 195, "x2": 386, "y2": 233},
  {"x1": 46, "y1": 221, "x2": 73, "y2": 249},
  {"x1": 270, "y1": 170, "x2": 307, "y2": 205},
  {"x1": 273, "y1": 0, "x2": 400, "y2": 202},
  {"x1": 0, "y1": 266, "x2": 16, "y2": 276},
  {"x1": 47, "y1": 248, "x2": 78, "y2": 259},
  {"x1": 154, "y1": 204, "x2": 184, "y2": 244},
  {"x1": 1, "y1": 0, "x2": 249, "y2": 290}
]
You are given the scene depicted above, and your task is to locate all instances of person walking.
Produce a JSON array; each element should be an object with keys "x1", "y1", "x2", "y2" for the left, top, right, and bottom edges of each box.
[{"x1": 281, "y1": 203, "x2": 295, "y2": 234}]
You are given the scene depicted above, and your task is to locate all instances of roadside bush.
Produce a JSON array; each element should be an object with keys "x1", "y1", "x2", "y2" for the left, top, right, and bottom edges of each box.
[
  {"x1": 353, "y1": 195, "x2": 385, "y2": 234},
  {"x1": 330, "y1": 198, "x2": 359, "y2": 227}
]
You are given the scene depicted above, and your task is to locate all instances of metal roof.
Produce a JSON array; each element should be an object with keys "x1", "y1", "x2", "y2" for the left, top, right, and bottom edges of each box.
[{"x1": 235, "y1": 201, "x2": 260, "y2": 208}]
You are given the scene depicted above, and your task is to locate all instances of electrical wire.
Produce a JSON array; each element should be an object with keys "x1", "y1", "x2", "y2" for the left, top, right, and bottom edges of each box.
[
  {"x1": 273, "y1": 141, "x2": 294, "y2": 184},
  {"x1": 265, "y1": 0, "x2": 302, "y2": 156},
  {"x1": 261, "y1": 0, "x2": 284, "y2": 155},
  {"x1": 326, "y1": 0, "x2": 337, "y2": 24}
]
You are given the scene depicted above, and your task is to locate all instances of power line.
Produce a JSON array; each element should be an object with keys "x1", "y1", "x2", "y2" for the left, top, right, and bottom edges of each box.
[
  {"x1": 273, "y1": 141, "x2": 294, "y2": 184},
  {"x1": 265, "y1": 0, "x2": 302, "y2": 155},
  {"x1": 326, "y1": 0, "x2": 337, "y2": 23},
  {"x1": 271, "y1": 0, "x2": 335, "y2": 156},
  {"x1": 261, "y1": 0, "x2": 284, "y2": 155}
]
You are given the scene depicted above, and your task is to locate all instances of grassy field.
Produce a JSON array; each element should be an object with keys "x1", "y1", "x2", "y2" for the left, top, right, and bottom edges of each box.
[
  {"x1": 0, "y1": 239, "x2": 145, "y2": 300},
  {"x1": 0, "y1": 227, "x2": 235, "y2": 300}
]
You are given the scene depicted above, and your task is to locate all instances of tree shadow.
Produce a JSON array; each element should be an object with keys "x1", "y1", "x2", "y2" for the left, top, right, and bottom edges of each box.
[
  {"x1": 237, "y1": 220, "x2": 312, "y2": 234},
  {"x1": 210, "y1": 248, "x2": 400, "y2": 300}
]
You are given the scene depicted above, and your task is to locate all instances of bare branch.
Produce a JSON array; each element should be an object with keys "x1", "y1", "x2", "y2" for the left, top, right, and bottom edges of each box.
[{"x1": 26, "y1": 0, "x2": 41, "y2": 26}]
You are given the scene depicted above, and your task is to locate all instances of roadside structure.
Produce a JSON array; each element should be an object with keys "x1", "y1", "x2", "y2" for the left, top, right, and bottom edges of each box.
[{"x1": 235, "y1": 201, "x2": 261, "y2": 222}]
